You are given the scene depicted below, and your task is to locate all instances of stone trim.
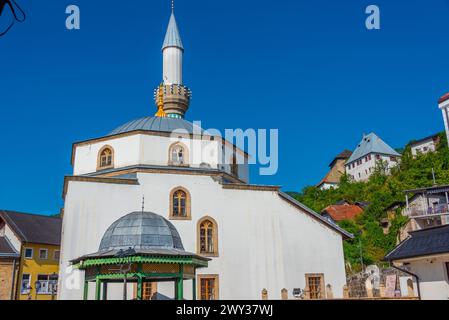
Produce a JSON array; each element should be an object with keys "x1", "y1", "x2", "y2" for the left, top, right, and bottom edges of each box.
[
  {"x1": 71, "y1": 130, "x2": 249, "y2": 166},
  {"x1": 62, "y1": 176, "x2": 139, "y2": 199}
]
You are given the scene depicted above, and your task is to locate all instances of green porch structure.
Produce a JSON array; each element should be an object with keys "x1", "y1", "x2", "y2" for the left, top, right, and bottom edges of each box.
[
  {"x1": 70, "y1": 212, "x2": 210, "y2": 300},
  {"x1": 74, "y1": 253, "x2": 208, "y2": 300}
]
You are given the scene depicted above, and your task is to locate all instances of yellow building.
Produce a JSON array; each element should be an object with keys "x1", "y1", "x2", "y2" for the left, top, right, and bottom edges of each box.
[{"x1": 0, "y1": 210, "x2": 61, "y2": 300}]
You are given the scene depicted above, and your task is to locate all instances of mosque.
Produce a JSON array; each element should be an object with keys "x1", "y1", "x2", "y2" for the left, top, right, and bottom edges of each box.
[{"x1": 58, "y1": 4, "x2": 351, "y2": 300}]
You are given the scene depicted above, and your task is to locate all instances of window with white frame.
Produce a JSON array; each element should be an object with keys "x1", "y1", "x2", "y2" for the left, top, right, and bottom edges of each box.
[
  {"x1": 36, "y1": 275, "x2": 57, "y2": 295},
  {"x1": 169, "y1": 143, "x2": 188, "y2": 165},
  {"x1": 24, "y1": 248, "x2": 33, "y2": 259},
  {"x1": 39, "y1": 248, "x2": 48, "y2": 260},
  {"x1": 21, "y1": 274, "x2": 31, "y2": 294}
]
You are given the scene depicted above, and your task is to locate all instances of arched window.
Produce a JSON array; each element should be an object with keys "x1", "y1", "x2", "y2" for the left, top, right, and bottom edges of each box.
[
  {"x1": 169, "y1": 187, "x2": 191, "y2": 220},
  {"x1": 97, "y1": 146, "x2": 114, "y2": 170},
  {"x1": 169, "y1": 142, "x2": 188, "y2": 166},
  {"x1": 197, "y1": 217, "x2": 218, "y2": 257}
]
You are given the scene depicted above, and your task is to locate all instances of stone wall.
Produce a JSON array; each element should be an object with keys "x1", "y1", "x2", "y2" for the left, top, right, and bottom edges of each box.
[
  {"x1": 346, "y1": 266, "x2": 413, "y2": 298},
  {"x1": 0, "y1": 259, "x2": 16, "y2": 300}
]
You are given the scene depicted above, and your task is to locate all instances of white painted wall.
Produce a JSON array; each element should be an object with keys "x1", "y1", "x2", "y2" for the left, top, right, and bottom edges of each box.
[
  {"x1": 58, "y1": 172, "x2": 347, "y2": 300},
  {"x1": 346, "y1": 153, "x2": 399, "y2": 182},
  {"x1": 3, "y1": 224, "x2": 21, "y2": 252},
  {"x1": 73, "y1": 134, "x2": 249, "y2": 183},
  {"x1": 319, "y1": 183, "x2": 338, "y2": 191},
  {"x1": 411, "y1": 139, "x2": 437, "y2": 157},
  {"x1": 406, "y1": 256, "x2": 449, "y2": 300}
]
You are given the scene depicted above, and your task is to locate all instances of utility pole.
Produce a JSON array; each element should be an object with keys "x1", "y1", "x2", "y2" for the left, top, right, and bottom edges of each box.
[{"x1": 359, "y1": 232, "x2": 364, "y2": 272}]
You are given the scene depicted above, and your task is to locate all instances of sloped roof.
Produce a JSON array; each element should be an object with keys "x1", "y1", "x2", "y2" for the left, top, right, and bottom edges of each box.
[
  {"x1": 409, "y1": 133, "x2": 441, "y2": 147},
  {"x1": 439, "y1": 92, "x2": 449, "y2": 104},
  {"x1": 385, "y1": 225, "x2": 449, "y2": 261},
  {"x1": 334, "y1": 150, "x2": 353, "y2": 161},
  {"x1": 109, "y1": 116, "x2": 203, "y2": 136},
  {"x1": 0, "y1": 210, "x2": 62, "y2": 246},
  {"x1": 347, "y1": 133, "x2": 400, "y2": 164},
  {"x1": 318, "y1": 168, "x2": 342, "y2": 186},
  {"x1": 0, "y1": 237, "x2": 19, "y2": 258},
  {"x1": 322, "y1": 204, "x2": 364, "y2": 222},
  {"x1": 162, "y1": 13, "x2": 183, "y2": 50},
  {"x1": 278, "y1": 192, "x2": 353, "y2": 239},
  {"x1": 329, "y1": 149, "x2": 352, "y2": 168}
]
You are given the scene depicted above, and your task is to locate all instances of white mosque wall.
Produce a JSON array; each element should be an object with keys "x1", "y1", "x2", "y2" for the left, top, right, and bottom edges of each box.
[
  {"x1": 72, "y1": 133, "x2": 249, "y2": 183},
  {"x1": 73, "y1": 134, "x2": 142, "y2": 175},
  {"x1": 58, "y1": 172, "x2": 346, "y2": 300}
]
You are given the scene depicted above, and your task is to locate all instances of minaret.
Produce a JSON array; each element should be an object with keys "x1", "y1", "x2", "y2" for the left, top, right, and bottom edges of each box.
[{"x1": 154, "y1": 1, "x2": 191, "y2": 119}]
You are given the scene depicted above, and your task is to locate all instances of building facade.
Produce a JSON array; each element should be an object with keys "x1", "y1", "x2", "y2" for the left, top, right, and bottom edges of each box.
[
  {"x1": 58, "y1": 7, "x2": 352, "y2": 300},
  {"x1": 346, "y1": 133, "x2": 400, "y2": 182},
  {"x1": 317, "y1": 150, "x2": 352, "y2": 190},
  {"x1": 0, "y1": 210, "x2": 61, "y2": 300},
  {"x1": 409, "y1": 134, "x2": 441, "y2": 158},
  {"x1": 398, "y1": 185, "x2": 449, "y2": 242},
  {"x1": 385, "y1": 225, "x2": 449, "y2": 300}
]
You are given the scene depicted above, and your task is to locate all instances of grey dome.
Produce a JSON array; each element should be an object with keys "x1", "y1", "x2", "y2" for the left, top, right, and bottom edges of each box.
[
  {"x1": 109, "y1": 116, "x2": 203, "y2": 136},
  {"x1": 99, "y1": 212, "x2": 184, "y2": 252}
]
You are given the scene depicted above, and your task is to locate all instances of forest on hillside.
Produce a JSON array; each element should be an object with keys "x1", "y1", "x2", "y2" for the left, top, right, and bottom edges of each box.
[{"x1": 291, "y1": 132, "x2": 449, "y2": 273}]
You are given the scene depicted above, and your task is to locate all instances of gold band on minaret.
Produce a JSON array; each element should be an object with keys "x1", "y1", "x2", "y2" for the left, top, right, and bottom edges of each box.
[{"x1": 155, "y1": 83, "x2": 167, "y2": 117}]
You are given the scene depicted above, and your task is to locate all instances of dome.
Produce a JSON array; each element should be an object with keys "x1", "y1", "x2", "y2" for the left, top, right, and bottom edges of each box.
[
  {"x1": 99, "y1": 212, "x2": 184, "y2": 252},
  {"x1": 109, "y1": 116, "x2": 203, "y2": 136}
]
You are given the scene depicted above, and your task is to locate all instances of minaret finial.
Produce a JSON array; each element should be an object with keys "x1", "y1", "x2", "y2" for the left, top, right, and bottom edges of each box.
[
  {"x1": 171, "y1": 0, "x2": 174, "y2": 12},
  {"x1": 155, "y1": 83, "x2": 167, "y2": 117}
]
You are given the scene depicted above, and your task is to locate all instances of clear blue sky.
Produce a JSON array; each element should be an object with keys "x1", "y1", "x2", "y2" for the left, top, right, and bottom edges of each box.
[{"x1": 1, "y1": 0, "x2": 449, "y2": 215}]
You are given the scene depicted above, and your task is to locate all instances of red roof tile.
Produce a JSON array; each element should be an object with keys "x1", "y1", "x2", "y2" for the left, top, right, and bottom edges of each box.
[
  {"x1": 322, "y1": 204, "x2": 364, "y2": 222},
  {"x1": 439, "y1": 93, "x2": 449, "y2": 104}
]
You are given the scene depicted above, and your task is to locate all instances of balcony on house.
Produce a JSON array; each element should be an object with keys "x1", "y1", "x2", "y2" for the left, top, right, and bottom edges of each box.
[{"x1": 403, "y1": 185, "x2": 449, "y2": 231}]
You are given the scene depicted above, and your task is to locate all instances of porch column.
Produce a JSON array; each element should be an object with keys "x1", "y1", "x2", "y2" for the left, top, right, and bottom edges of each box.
[
  {"x1": 83, "y1": 281, "x2": 89, "y2": 300},
  {"x1": 137, "y1": 277, "x2": 143, "y2": 300},
  {"x1": 95, "y1": 278, "x2": 101, "y2": 301},
  {"x1": 176, "y1": 265, "x2": 184, "y2": 300},
  {"x1": 192, "y1": 276, "x2": 196, "y2": 300},
  {"x1": 445, "y1": 192, "x2": 449, "y2": 210},
  {"x1": 102, "y1": 282, "x2": 108, "y2": 300},
  {"x1": 421, "y1": 193, "x2": 427, "y2": 215}
]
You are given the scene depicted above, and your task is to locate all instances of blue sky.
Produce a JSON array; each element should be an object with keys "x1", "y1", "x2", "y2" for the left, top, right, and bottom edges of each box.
[{"x1": 1, "y1": 0, "x2": 449, "y2": 215}]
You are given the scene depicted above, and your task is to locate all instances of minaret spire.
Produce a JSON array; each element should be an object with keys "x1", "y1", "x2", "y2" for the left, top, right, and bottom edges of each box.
[{"x1": 154, "y1": 3, "x2": 191, "y2": 119}]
